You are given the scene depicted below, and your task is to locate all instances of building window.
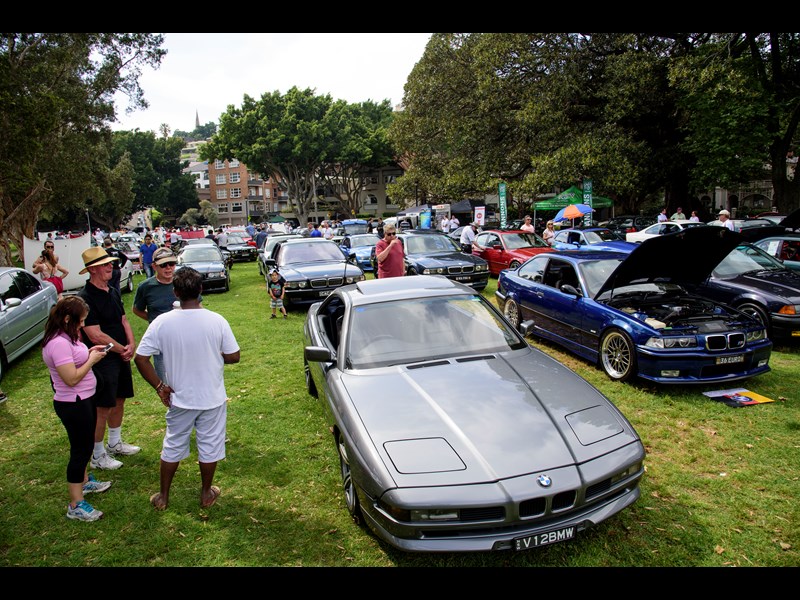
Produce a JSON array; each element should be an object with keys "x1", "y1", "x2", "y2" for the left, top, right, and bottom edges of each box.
[
  {"x1": 231, "y1": 188, "x2": 242, "y2": 199},
  {"x1": 216, "y1": 174, "x2": 226, "y2": 185},
  {"x1": 230, "y1": 172, "x2": 241, "y2": 183},
  {"x1": 218, "y1": 203, "x2": 229, "y2": 213},
  {"x1": 231, "y1": 202, "x2": 243, "y2": 213},
  {"x1": 384, "y1": 175, "x2": 396, "y2": 184},
  {"x1": 366, "y1": 194, "x2": 378, "y2": 205},
  {"x1": 216, "y1": 189, "x2": 227, "y2": 200},
  {"x1": 265, "y1": 189, "x2": 271, "y2": 198},
  {"x1": 229, "y1": 159, "x2": 239, "y2": 168},
  {"x1": 214, "y1": 159, "x2": 225, "y2": 170}
]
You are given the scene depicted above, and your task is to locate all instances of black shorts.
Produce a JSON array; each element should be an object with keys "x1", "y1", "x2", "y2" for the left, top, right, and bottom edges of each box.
[{"x1": 92, "y1": 355, "x2": 134, "y2": 408}]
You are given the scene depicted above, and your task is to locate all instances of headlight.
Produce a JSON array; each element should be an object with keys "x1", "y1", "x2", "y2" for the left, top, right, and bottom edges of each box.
[
  {"x1": 286, "y1": 281, "x2": 306, "y2": 290},
  {"x1": 345, "y1": 275, "x2": 365, "y2": 284},
  {"x1": 746, "y1": 328, "x2": 766, "y2": 341},
  {"x1": 207, "y1": 272, "x2": 224, "y2": 279},
  {"x1": 475, "y1": 264, "x2": 488, "y2": 272},
  {"x1": 422, "y1": 267, "x2": 445, "y2": 274},
  {"x1": 645, "y1": 336, "x2": 697, "y2": 348},
  {"x1": 378, "y1": 499, "x2": 459, "y2": 523}
]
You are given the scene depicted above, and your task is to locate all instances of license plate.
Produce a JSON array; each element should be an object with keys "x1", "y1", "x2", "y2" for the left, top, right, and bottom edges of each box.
[
  {"x1": 514, "y1": 526, "x2": 576, "y2": 550},
  {"x1": 454, "y1": 276, "x2": 472, "y2": 282},
  {"x1": 716, "y1": 354, "x2": 744, "y2": 365},
  {"x1": 793, "y1": 331, "x2": 800, "y2": 337},
  {"x1": 318, "y1": 290, "x2": 332, "y2": 297}
]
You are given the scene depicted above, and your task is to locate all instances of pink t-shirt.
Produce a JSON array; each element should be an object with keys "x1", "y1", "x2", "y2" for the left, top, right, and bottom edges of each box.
[{"x1": 42, "y1": 332, "x2": 97, "y2": 402}]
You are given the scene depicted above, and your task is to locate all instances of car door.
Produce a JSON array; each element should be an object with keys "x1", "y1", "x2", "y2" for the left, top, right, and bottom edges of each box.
[
  {"x1": 475, "y1": 231, "x2": 503, "y2": 274},
  {"x1": 0, "y1": 269, "x2": 51, "y2": 362},
  {"x1": 535, "y1": 258, "x2": 585, "y2": 349}
]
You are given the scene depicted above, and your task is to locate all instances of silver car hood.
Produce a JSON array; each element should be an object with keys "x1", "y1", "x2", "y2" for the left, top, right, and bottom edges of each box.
[{"x1": 341, "y1": 349, "x2": 639, "y2": 488}]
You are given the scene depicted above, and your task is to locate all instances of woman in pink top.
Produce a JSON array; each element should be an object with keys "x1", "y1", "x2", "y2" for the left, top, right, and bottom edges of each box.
[{"x1": 42, "y1": 296, "x2": 112, "y2": 522}]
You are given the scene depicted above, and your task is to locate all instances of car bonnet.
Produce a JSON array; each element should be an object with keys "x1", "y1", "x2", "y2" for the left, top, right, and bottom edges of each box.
[{"x1": 594, "y1": 225, "x2": 743, "y2": 299}]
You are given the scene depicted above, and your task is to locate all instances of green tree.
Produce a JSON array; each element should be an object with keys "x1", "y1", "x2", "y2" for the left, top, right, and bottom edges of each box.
[
  {"x1": 110, "y1": 129, "x2": 198, "y2": 223},
  {"x1": 317, "y1": 99, "x2": 396, "y2": 218},
  {"x1": 202, "y1": 87, "x2": 335, "y2": 224},
  {"x1": 0, "y1": 33, "x2": 165, "y2": 265}
]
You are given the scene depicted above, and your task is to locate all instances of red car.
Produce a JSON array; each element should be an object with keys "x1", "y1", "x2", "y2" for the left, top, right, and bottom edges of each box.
[{"x1": 473, "y1": 229, "x2": 553, "y2": 275}]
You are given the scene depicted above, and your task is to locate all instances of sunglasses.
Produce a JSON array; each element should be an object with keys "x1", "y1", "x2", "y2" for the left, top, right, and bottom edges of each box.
[
  {"x1": 157, "y1": 262, "x2": 177, "y2": 268},
  {"x1": 45, "y1": 245, "x2": 54, "y2": 249},
  {"x1": 386, "y1": 232, "x2": 396, "y2": 236}
]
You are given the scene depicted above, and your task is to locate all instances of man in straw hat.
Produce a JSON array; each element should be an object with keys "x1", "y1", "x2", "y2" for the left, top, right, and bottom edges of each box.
[{"x1": 77, "y1": 247, "x2": 140, "y2": 470}]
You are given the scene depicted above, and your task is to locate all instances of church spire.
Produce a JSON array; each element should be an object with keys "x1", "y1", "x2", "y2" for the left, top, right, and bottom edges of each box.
[{"x1": 195, "y1": 109, "x2": 200, "y2": 129}]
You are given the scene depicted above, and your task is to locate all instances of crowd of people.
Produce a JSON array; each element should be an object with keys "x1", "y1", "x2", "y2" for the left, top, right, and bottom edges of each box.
[{"x1": 38, "y1": 244, "x2": 240, "y2": 521}]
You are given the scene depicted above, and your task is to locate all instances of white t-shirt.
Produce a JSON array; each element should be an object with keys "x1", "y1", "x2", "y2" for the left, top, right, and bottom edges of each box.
[
  {"x1": 137, "y1": 308, "x2": 239, "y2": 410},
  {"x1": 460, "y1": 225, "x2": 477, "y2": 246}
]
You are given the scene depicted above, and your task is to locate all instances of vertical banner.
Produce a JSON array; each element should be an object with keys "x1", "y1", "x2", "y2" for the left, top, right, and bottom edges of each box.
[
  {"x1": 474, "y1": 206, "x2": 486, "y2": 226},
  {"x1": 420, "y1": 209, "x2": 432, "y2": 230},
  {"x1": 498, "y1": 182, "x2": 507, "y2": 228},
  {"x1": 582, "y1": 178, "x2": 593, "y2": 227}
]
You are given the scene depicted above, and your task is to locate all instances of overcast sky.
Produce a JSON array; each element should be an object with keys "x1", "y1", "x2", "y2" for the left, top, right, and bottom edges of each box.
[{"x1": 111, "y1": 33, "x2": 432, "y2": 134}]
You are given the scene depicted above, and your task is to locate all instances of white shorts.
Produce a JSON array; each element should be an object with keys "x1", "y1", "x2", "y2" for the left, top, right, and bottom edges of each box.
[{"x1": 161, "y1": 403, "x2": 227, "y2": 463}]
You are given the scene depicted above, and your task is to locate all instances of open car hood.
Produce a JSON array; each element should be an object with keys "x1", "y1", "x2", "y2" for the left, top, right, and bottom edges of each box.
[{"x1": 595, "y1": 225, "x2": 743, "y2": 298}]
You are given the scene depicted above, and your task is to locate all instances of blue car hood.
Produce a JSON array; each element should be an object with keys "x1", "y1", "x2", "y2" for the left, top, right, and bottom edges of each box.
[
  {"x1": 340, "y1": 350, "x2": 640, "y2": 487},
  {"x1": 596, "y1": 225, "x2": 744, "y2": 298}
]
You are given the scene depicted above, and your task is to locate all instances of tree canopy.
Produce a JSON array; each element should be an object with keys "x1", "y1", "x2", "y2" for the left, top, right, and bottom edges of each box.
[{"x1": 0, "y1": 33, "x2": 165, "y2": 265}]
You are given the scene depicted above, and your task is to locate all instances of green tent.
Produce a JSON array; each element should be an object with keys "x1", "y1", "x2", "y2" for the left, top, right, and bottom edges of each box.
[
  {"x1": 533, "y1": 186, "x2": 613, "y2": 210},
  {"x1": 268, "y1": 215, "x2": 286, "y2": 223}
]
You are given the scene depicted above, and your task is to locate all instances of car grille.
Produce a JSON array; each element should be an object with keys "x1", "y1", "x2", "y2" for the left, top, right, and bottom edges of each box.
[
  {"x1": 705, "y1": 332, "x2": 746, "y2": 351},
  {"x1": 418, "y1": 474, "x2": 637, "y2": 539},
  {"x1": 448, "y1": 265, "x2": 474, "y2": 274},
  {"x1": 310, "y1": 277, "x2": 343, "y2": 288}
]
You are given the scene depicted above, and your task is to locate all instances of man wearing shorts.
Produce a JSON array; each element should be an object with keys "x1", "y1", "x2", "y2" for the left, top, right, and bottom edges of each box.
[
  {"x1": 78, "y1": 247, "x2": 139, "y2": 471},
  {"x1": 135, "y1": 267, "x2": 240, "y2": 510}
]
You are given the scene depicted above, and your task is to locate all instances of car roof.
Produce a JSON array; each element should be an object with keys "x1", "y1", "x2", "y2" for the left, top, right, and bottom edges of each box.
[{"x1": 342, "y1": 275, "x2": 475, "y2": 307}]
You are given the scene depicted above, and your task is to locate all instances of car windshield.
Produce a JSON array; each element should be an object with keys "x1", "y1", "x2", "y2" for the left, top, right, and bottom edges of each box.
[
  {"x1": 503, "y1": 232, "x2": 548, "y2": 249},
  {"x1": 280, "y1": 242, "x2": 345, "y2": 264},
  {"x1": 350, "y1": 234, "x2": 379, "y2": 248},
  {"x1": 181, "y1": 247, "x2": 223, "y2": 262},
  {"x1": 227, "y1": 235, "x2": 246, "y2": 244},
  {"x1": 404, "y1": 234, "x2": 461, "y2": 254},
  {"x1": 713, "y1": 243, "x2": 787, "y2": 277},
  {"x1": 346, "y1": 295, "x2": 526, "y2": 369},
  {"x1": 577, "y1": 258, "x2": 625, "y2": 297},
  {"x1": 343, "y1": 222, "x2": 369, "y2": 235},
  {"x1": 584, "y1": 229, "x2": 618, "y2": 243}
]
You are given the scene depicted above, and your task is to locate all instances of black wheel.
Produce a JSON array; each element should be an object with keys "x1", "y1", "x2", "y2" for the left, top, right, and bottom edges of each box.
[
  {"x1": 600, "y1": 329, "x2": 637, "y2": 382},
  {"x1": 737, "y1": 303, "x2": 769, "y2": 331},
  {"x1": 407, "y1": 267, "x2": 418, "y2": 276},
  {"x1": 337, "y1": 431, "x2": 362, "y2": 523},
  {"x1": 124, "y1": 273, "x2": 134, "y2": 294},
  {"x1": 224, "y1": 277, "x2": 230, "y2": 292},
  {"x1": 509, "y1": 260, "x2": 521, "y2": 270},
  {"x1": 304, "y1": 358, "x2": 317, "y2": 398},
  {"x1": 503, "y1": 298, "x2": 520, "y2": 329}
]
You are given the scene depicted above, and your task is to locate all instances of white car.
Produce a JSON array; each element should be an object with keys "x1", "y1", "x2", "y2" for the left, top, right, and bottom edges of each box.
[{"x1": 626, "y1": 220, "x2": 706, "y2": 243}]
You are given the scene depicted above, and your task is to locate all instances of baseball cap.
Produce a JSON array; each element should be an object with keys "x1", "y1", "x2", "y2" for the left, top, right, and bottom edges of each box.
[
  {"x1": 153, "y1": 247, "x2": 177, "y2": 266},
  {"x1": 718, "y1": 209, "x2": 730, "y2": 217}
]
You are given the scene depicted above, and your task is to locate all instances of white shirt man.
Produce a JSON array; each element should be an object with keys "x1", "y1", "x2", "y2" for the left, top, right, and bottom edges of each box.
[
  {"x1": 319, "y1": 221, "x2": 333, "y2": 239},
  {"x1": 718, "y1": 209, "x2": 735, "y2": 231},
  {"x1": 459, "y1": 222, "x2": 479, "y2": 253},
  {"x1": 440, "y1": 216, "x2": 450, "y2": 233}
]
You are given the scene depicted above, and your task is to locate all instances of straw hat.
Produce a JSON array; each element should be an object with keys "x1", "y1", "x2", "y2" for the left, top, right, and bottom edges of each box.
[{"x1": 79, "y1": 247, "x2": 118, "y2": 274}]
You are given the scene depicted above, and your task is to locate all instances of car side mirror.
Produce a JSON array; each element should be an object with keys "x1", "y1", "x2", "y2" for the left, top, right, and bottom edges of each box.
[
  {"x1": 492, "y1": 244, "x2": 502, "y2": 250},
  {"x1": 519, "y1": 320, "x2": 534, "y2": 336},
  {"x1": 305, "y1": 345, "x2": 334, "y2": 363},
  {"x1": 560, "y1": 284, "x2": 582, "y2": 297}
]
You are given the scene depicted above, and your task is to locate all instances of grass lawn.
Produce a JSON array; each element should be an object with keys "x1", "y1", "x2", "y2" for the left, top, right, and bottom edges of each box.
[{"x1": 0, "y1": 260, "x2": 798, "y2": 567}]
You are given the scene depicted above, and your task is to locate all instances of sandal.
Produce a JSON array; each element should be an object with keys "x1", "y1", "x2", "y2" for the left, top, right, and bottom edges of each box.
[
  {"x1": 201, "y1": 485, "x2": 220, "y2": 508},
  {"x1": 150, "y1": 492, "x2": 168, "y2": 511}
]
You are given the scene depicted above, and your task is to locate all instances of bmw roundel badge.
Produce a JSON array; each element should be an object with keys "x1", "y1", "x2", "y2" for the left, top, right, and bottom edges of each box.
[{"x1": 537, "y1": 474, "x2": 552, "y2": 487}]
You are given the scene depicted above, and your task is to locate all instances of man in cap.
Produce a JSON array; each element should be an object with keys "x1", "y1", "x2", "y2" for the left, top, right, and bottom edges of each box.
[
  {"x1": 77, "y1": 247, "x2": 139, "y2": 470},
  {"x1": 718, "y1": 209, "x2": 735, "y2": 231},
  {"x1": 459, "y1": 221, "x2": 481, "y2": 254},
  {"x1": 133, "y1": 247, "x2": 183, "y2": 384}
]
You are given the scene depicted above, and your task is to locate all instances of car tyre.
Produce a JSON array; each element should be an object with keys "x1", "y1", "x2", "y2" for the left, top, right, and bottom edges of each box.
[
  {"x1": 503, "y1": 298, "x2": 520, "y2": 330},
  {"x1": 600, "y1": 329, "x2": 637, "y2": 382},
  {"x1": 124, "y1": 273, "x2": 134, "y2": 294},
  {"x1": 224, "y1": 277, "x2": 230, "y2": 292},
  {"x1": 737, "y1": 303, "x2": 769, "y2": 332},
  {"x1": 337, "y1": 431, "x2": 362, "y2": 523},
  {"x1": 509, "y1": 260, "x2": 521, "y2": 270},
  {"x1": 304, "y1": 358, "x2": 317, "y2": 398}
]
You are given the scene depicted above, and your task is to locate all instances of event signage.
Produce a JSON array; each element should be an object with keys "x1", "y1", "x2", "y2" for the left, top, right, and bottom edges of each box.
[
  {"x1": 499, "y1": 182, "x2": 507, "y2": 228},
  {"x1": 582, "y1": 178, "x2": 593, "y2": 227}
]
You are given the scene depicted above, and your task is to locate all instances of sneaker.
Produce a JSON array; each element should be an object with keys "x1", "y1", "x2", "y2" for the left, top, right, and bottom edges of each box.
[
  {"x1": 66, "y1": 500, "x2": 103, "y2": 522},
  {"x1": 82, "y1": 474, "x2": 112, "y2": 494},
  {"x1": 270, "y1": 314, "x2": 276, "y2": 319},
  {"x1": 90, "y1": 452, "x2": 123, "y2": 470},
  {"x1": 283, "y1": 314, "x2": 287, "y2": 319},
  {"x1": 106, "y1": 440, "x2": 141, "y2": 456}
]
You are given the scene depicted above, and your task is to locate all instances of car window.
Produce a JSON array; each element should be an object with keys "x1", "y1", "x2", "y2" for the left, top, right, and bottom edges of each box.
[
  {"x1": 518, "y1": 255, "x2": 548, "y2": 282},
  {"x1": 0, "y1": 271, "x2": 21, "y2": 303},
  {"x1": 714, "y1": 244, "x2": 786, "y2": 277},
  {"x1": 12, "y1": 270, "x2": 40, "y2": 299},
  {"x1": 346, "y1": 296, "x2": 526, "y2": 369},
  {"x1": 280, "y1": 242, "x2": 344, "y2": 264},
  {"x1": 181, "y1": 247, "x2": 222, "y2": 262}
]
